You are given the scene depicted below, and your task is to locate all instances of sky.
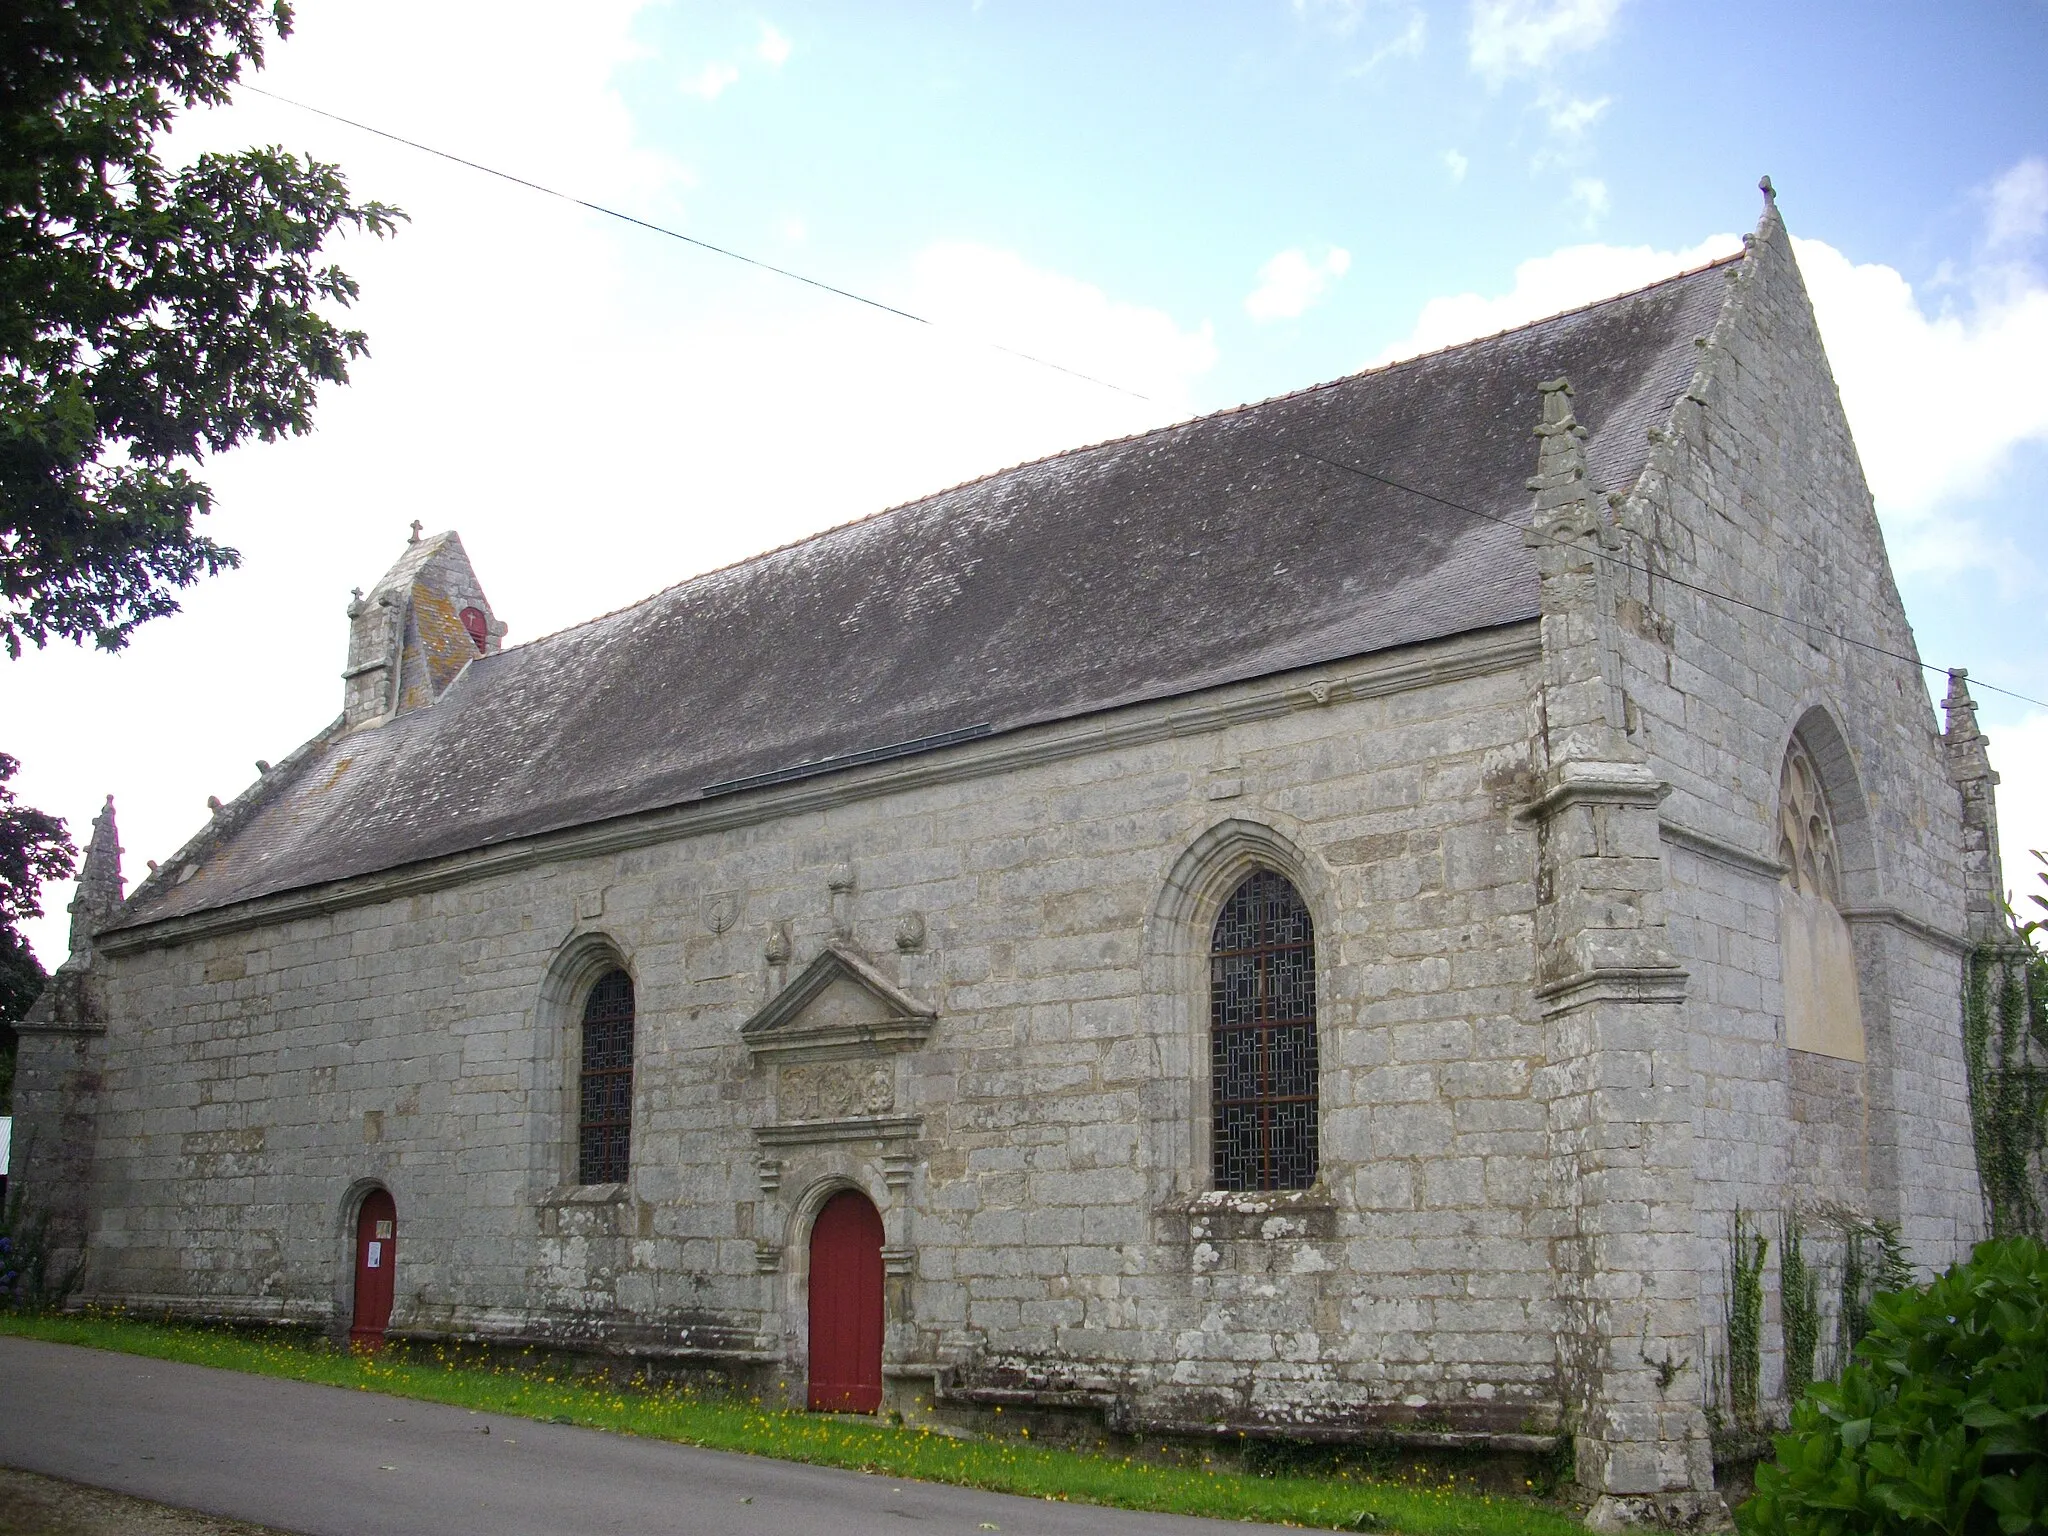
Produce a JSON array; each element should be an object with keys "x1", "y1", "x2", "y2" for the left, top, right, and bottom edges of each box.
[{"x1": 8, "y1": 0, "x2": 2048, "y2": 964}]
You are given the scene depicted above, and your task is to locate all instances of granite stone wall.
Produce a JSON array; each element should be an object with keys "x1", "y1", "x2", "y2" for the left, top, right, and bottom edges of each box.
[
  {"x1": 12, "y1": 201, "x2": 1995, "y2": 1519},
  {"x1": 1615, "y1": 199, "x2": 1984, "y2": 1421},
  {"x1": 64, "y1": 633, "x2": 1572, "y2": 1434}
]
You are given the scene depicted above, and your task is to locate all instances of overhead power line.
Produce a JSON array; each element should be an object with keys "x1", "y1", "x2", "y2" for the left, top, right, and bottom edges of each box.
[
  {"x1": 241, "y1": 86, "x2": 2041, "y2": 713},
  {"x1": 1301, "y1": 451, "x2": 2048, "y2": 712},
  {"x1": 238, "y1": 83, "x2": 1153, "y2": 402}
]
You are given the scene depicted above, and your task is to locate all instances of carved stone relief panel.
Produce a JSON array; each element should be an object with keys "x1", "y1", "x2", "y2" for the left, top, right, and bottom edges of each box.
[{"x1": 778, "y1": 1061, "x2": 895, "y2": 1120}]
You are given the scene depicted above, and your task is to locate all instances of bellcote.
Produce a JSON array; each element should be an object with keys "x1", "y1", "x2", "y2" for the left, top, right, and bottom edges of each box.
[{"x1": 342, "y1": 527, "x2": 506, "y2": 730}]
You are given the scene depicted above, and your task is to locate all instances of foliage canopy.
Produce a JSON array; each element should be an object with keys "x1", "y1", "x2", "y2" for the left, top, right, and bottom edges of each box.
[
  {"x1": 1739, "y1": 1237, "x2": 2048, "y2": 1536},
  {"x1": 0, "y1": 752, "x2": 71, "y2": 1110},
  {"x1": 1, "y1": 0, "x2": 399, "y2": 654}
]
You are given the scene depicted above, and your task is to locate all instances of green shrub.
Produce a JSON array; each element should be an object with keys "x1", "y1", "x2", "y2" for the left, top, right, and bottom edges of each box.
[{"x1": 1738, "y1": 1236, "x2": 2048, "y2": 1536}]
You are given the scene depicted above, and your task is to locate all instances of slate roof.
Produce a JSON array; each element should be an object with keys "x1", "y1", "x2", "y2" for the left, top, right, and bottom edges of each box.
[{"x1": 116, "y1": 255, "x2": 1740, "y2": 931}]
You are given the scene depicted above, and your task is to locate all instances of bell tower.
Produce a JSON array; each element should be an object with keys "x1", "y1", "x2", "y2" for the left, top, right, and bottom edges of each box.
[{"x1": 342, "y1": 525, "x2": 507, "y2": 730}]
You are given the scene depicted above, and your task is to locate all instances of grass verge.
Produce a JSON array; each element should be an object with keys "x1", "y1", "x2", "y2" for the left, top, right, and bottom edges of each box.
[{"x1": 0, "y1": 1311, "x2": 1583, "y2": 1535}]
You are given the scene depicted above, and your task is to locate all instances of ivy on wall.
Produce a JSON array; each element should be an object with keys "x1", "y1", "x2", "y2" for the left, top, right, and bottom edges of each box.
[
  {"x1": 1709, "y1": 1210, "x2": 1909, "y2": 1428},
  {"x1": 1963, "y1": 852, "x2": 2048, "y2": 1239},
  {"x1": 1720, "y1": 1208, "x2": 1769, "y2": 1430},
  {"x1": 1779, "y1": 1213, "x2": 1820, "y2": 1401}
]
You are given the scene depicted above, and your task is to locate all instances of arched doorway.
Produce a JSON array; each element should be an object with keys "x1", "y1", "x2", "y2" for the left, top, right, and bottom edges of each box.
[
  {"x1": 350, "y1": 1189, "x2": 397, "y2": 1348},
  {"x1": 807, "y1": 1190, "x2": 883, "y2": 1412}
]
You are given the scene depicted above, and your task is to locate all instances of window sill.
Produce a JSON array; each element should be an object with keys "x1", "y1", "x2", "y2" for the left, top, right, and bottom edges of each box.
[
  {"x1": 1157, "y1": 1185, "x2": 1336, "y2": 1241},
  {"x1": 1161, "y1": 1186, "x2": 1334, "y2": 1216},
  {"x1": 540, "y1": 1182, "x2": 631, "y2": 1208}
]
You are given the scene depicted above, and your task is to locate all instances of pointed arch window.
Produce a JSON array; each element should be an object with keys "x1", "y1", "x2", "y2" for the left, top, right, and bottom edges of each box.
[
  {"x1": 1211, "y1": 870, "x2": 1319, "y2": 1191},
  {"x1": 578, "y1": 968, "x2": 636, "y2": 1185},
  {"x1": 1777, "y1": 736, "x2": 1865, "y2": 1061}
]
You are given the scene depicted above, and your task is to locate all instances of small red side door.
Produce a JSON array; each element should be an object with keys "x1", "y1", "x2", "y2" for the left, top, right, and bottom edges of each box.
[
  {"x1": 808, "y1": 1191, "x2": 884, "y2": 1412},
  {"x1": 350, "y1": 1189, "x2": 397, "y2": 1348}
]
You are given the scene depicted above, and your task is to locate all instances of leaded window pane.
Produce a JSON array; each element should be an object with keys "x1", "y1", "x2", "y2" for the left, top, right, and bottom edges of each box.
[
  {"x1": 578, "y1": 968, "x2": 635, "y2": 1185},
  {"x1": 1210, "y1": 870, "x2": 1319, "y2": 1192}
]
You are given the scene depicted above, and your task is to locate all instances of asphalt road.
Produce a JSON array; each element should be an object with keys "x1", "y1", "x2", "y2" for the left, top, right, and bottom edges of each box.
[{"x1": 0, "y1": 1337, "x2": 1261, "y2": 1536}]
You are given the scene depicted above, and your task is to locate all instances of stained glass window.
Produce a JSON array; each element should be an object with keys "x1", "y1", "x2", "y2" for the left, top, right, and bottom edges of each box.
[
  {"x1": 578, "y1": 968, "x2": 635, "y2": 1185},
  {"x1": 1210, "y1": 870, "x2": 1318, "y2": 1191}
]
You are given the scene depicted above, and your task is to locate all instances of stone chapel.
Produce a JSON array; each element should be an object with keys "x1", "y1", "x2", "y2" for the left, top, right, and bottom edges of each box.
[{"x1": 16, "y1": 188, "x2": 2006, "y2": 1527}]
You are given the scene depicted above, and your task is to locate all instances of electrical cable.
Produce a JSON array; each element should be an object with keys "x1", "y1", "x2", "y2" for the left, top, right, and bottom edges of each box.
[
  {"x1": 238, "y1": 85, "x2": 2043, "y2": 713},
  {"x1": 1300, "y1": 450, "x2": 2048, "y2": 711},
  {"x1": 237, "y1": 83, "x2": 1153, "y2": 402}
]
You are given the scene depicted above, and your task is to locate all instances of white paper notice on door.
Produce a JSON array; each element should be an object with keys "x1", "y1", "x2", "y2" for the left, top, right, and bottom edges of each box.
[{"x1": 367, "y1": 1241, "x2": 382, "y2": 1268}]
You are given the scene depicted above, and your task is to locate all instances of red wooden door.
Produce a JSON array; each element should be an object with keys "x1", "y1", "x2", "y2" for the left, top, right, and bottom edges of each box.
[
  {"x1": 350, "y1": 1189, "x2": 397, "y2": 1348},
  {"x1": 808, "y1": 1191, "x2": 884, "y2": 1412}
]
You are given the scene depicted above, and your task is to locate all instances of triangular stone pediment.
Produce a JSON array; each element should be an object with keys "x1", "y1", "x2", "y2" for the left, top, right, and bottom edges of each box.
[{"x1": 741, "y1": 942, "x2": 936, "y2": 1063}]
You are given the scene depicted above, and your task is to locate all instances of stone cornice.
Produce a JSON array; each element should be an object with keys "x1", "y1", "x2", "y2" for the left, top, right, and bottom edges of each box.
[
  {"x1": 100, "y1": 624, "x2": 1541, "y2": 955},
  {"x1": 1533, "y1": 965, "x2": 1690, "y2": 1014},
  {"x1": 11, "y1": 1017, "x2": 107, "y2": 1037},
  {"x1": 1839, "y1": 906, "x2": 1972, "y2": 956},
  {"x1": 752, "y1": 1114, "x2": 924, "y2": 1148},
  {"x1": 1656, "y1": 827, "x2": 1969, "y2": 955},
  {"x1": 1658, "y1": 820, "x2": 1788, "y2": 880},
  {"x1": 1514, "y1": 760, "x2": 1669, "y2": 824}
]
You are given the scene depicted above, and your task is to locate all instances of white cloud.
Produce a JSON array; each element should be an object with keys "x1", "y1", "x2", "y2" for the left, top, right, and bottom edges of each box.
[
  {"x1": 1568, "y1": 176, "x2": 1609, "y2": 223},
  {"x1": 1293, "y1": 0, "x2": 1427, "y2": 69},
  {"x1": 1989, "y1": 714, "x2": 2048, "y2": 924},
  {"x1": 5, "y1": 0, "x2": 1216, "y2": 967},
  {"x1": 1540, "y1": 91, "x2": 1608, "y2": 137},
  {"x1": 1468, "y1": 0, "x2": 1625, "y2": 86},
  {"x1": 1370, "y1": 233, "x2": 1741, "y2": 365},
  {"x1": 1443, "y1": 148, "x2": 1469, "y2": 182},
  {"x1": 1292, "y1": 0, "x2": 1374, "y2": 34},
  {"x1": 1984, "y1": 156, "x2": 2047, "y2": 255},
  {"x1": 757, "y1": 23, "x2": 792, "y2": 67},
  {"x1": 1795, "y1": 233, "x2": 2048, "y2": 545},
  {"x1": 1245, "y1": 246, "x2": 1354, "y2": 321},
  {"x1": 1370, "y1": 218, "x2": 2048, "y2": 532},
  {"x1": 913, "y1": 243, "x2": 1217, "y2": 404},
  {"x1": 681, "y1": 59, "x2": 741, "y2": 100},
  {"x1": 1350, "y1": 12, "x2": 1428, "y2": 70}
]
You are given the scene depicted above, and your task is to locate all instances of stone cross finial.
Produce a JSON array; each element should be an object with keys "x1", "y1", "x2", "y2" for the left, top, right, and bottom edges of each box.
[{"x1": 408, "y1": 519, "x2": 423, "y2": 545}]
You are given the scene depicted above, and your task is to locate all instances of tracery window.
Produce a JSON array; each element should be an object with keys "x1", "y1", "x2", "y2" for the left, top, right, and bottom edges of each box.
[
  {"x1": 1776, "y1": 735, "x2": 1864, "y2": 1060},
  {"x1": 578, "y1": 968, "x2": 635, "y2": 1185},
  {"x1": 1210, "y1": 870, "x2": 1319, "y2": 1191},
  {"x1": 1778, "y1": 738, "x2": 1841, "y2": 904}
]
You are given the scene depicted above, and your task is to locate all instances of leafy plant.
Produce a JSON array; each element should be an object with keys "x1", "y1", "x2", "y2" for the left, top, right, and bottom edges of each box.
[
  {"x1": 1738, "y1": 1236, "x2": 2048, "y2": 1536},
  {"x1": 1781, "y1": 1213, "x2": 1822, "y2": 1403},
  {"x1": 1964, "y1": 852, "x2": 2048, "y2": 1240},
  {"x1": 2, "y1": 1, "x2": 401, "y2": 655},
  {"x1": 1727, "y1": 1208, "x2": 1769, "y2": 1429},
  {"x1": 1835, "y1": 1216, "x2": 1912, "y2": 1372}
]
